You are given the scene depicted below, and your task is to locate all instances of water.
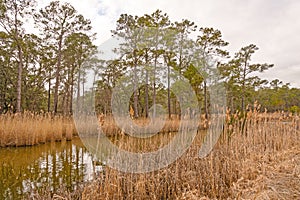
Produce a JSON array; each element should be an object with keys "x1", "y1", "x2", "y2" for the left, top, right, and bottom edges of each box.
[
  {"x1": 0, "y1": 138, "x2": 102, "y2": 200},
  {"x1": 0, "y1": 131, "x2": 202, "y2": 199}
]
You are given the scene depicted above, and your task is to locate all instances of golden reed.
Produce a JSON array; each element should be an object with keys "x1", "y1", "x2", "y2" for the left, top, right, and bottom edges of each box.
[
  {"x1": 0, "y1": 112, "x2": 75, "y2": 147},
  {"x1": 81, "y1": 107, "x2": 300, "y2": 199}
]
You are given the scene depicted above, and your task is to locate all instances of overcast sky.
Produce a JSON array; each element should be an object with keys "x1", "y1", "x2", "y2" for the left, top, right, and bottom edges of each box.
[{"x1": 39, "y1": 0, "x2": 300, "y2": 87}]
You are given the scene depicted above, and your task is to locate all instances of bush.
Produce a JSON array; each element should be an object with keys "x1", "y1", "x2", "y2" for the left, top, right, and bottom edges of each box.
[{"x1": 290, "y1": 105, "x2": 300, "y2": 115}]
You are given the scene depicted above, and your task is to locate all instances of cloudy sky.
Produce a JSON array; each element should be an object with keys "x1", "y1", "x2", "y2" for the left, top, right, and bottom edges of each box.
[{"x1": 39, "y1": 0, "x2": 300, "y2": 87}]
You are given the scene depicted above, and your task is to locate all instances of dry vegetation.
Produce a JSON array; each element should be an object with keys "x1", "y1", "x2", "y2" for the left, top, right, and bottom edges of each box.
[
  {"x1": 81, "y1": 107, "x2": 300, "y2": 200},
  {"x1": 0, "y1": 112, "x2": 75, "y2": 147},
  {"x1": 98, "y1": 115, "x2": 185, "y2": 137},
  {"x1": 1, "y1": 107, "x2": 299, "y2": 199}
]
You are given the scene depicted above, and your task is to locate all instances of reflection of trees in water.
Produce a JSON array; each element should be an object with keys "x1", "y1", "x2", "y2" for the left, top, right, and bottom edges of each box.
[{"x1": 0, "y1": 139, "x2": 90, "y2": 199}]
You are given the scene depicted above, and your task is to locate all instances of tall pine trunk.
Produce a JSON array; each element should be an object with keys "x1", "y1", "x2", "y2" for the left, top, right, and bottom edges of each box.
[
  {"x1": 133, "y1": 52, "x2": 139, "y2": 118},
  {"x1": 53, "y1": 36, "x2": 63, "y2": 114},
  {"x1": 145, "y1": 70, "x2": 149, "y2": 118},
  {"x1": 167, "y1": 64, "x2": 171, "y2": 119},
  {"x1": 133, "y1": 64, "x2": 139, "y2": 118},
  {"x1": 144, "y1": 51, "x2": 149, "y2": 118},
  {"x1": 204, "y1": 80, "x2": 208, "y2": 119},
  {"x1": 47, "y1": 75, "x2": 51, "y2": 113},
  {"x1": 16, "y1": 45, "x2": 23, "y2": 113}
]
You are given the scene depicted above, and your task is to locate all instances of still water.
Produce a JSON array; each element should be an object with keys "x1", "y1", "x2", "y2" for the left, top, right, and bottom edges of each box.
[{"x1": 0, "y1": 138, "x2": 102, "y2": 199}]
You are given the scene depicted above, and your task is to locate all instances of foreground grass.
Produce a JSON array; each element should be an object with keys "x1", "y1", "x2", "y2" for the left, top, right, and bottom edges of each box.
[
  {"x1": 81, "y1": 113, "x2": 299, "y2": 199},
  {"x1": 43, "y1": 110, "x2": 299, "y2": 200}
]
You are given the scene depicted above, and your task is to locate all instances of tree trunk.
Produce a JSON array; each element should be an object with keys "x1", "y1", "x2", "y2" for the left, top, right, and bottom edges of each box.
[
  {"x1": 69, "y1": 82, "x2": 74, "y2": 115},
  {"x1": 145, "y1": 70, "x2": 149, "y2": 118},
  {"x1": 63, "y1": 81, "x2": 69, "y2": 116},
  {"x1": 204, "y1": 80, "x2": 208, "y2": 119},
  {"x1": 144, "y1": 52, "x2": 149, "y2": 118},
  {"x1": 16, "y1": 45, "x2": 23, "y2": 113},
  {"x1": 82, "y1": 75, "x2": 85, "y2": 107},
  {"x1": 133, "y1": 56, "x2": 139, "y2": 118},
  {"x1": 69, "y1": 66, "x2": 75, "y2": 115},
  {"x1": 62, "y1": 88, "x2": 67, "y2": 115},
  {"x1": 47, "y1": 76, "x2": 51, "y2": 113},
  {"x1": 241, "y1": 55, "x2": 249, "y2": 112},
  {"x1": 152, "y1": 56, "x2": 158, "y2": 118},
  {"x1": 14, "y1": 5, "x2": 23, "y2": 113},
  {"x1": 77, "y1": 69, "x2": 81, "y2": 110},
  {"x1": 167, "y1": 64, "x2": 171, "y2": 119},
  {"x1": 164, "y1": 54, "x2": 172, "y2": 119},
  {"x1": 53, "y1": 36, "x2": 63, "y2": 114}
]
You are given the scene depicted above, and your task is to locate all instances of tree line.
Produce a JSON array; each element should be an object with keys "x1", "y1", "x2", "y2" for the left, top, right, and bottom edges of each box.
[
  {"x1": 0, "y1": 0, "x2": 299, "y2": 116},
  {"x1": 0, "y1": 0, "x2": 95, "y2": 114}
]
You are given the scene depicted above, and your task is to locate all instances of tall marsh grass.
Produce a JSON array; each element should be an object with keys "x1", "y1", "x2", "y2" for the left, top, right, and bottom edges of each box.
[
  {"x1": 1, "y1": 107, "x2": 300, "y2": 199},
  {"x1": 81, "y1": 108, "x2": 300, "y2": 199},
  {"x1": 0, "y1": 112, "x2": 75, "y2": 147}
]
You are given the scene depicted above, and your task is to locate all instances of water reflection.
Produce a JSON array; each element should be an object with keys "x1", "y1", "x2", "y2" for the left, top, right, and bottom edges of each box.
[{"x1": 0, "y1": 138, "x2": 102, "y2": 200}]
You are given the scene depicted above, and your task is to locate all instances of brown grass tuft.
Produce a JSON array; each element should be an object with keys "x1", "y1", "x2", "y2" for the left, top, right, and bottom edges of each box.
[{"x1": 0, "y1": 112, "x2": 76, "y2": 147}]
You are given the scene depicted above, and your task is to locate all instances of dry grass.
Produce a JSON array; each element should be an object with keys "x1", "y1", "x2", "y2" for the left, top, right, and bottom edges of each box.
[
  {"x1": 80, "y1": 108, "x2": 300, "y2": 200},
  {"x1": 0, "y1": 112, "x2": 76, "y2": 147},
  {"x1": 98, "y1": 115, "x2": 184, "y2": 137},
  {"x1": 24, "y1": 182, "x2": 86, "y2": 200},
  {"x1": 2, "y1": 107, "x2": 299, "y2": 199},
  {"x1": 97, "y1": 114, "x2": 208, "y2": 138}
]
